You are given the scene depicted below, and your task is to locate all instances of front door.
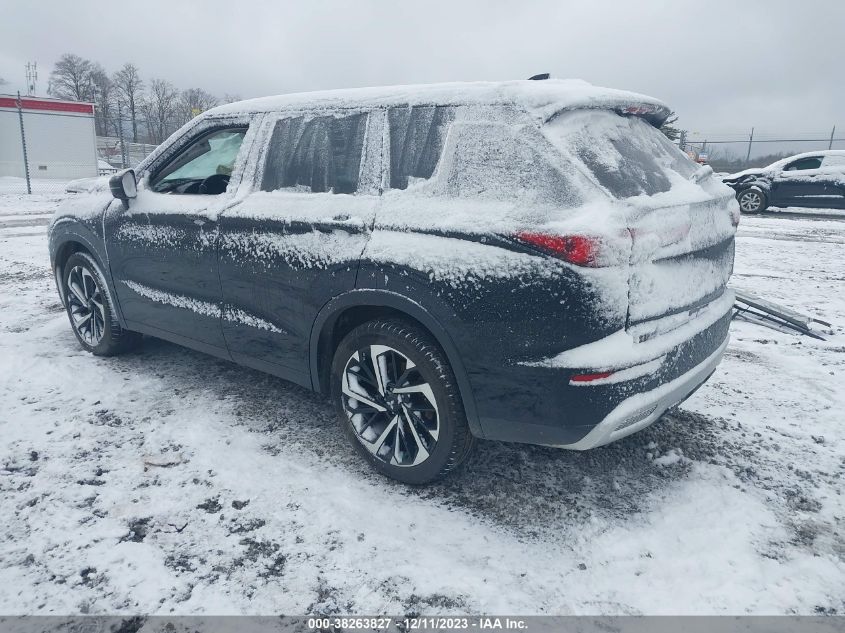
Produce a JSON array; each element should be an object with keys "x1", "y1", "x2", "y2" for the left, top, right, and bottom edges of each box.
[
  {"x1": 217, "y1": 109, "x2": 384, "y2": 383},
  {"x1": 105, "y1": 120, "x2": 258, "y2": 355},
  {"x1": 770, "y1": 155, "x2": 827, "y2": 207}
]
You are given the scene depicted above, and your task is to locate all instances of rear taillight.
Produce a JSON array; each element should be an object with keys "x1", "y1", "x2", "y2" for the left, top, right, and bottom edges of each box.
[
  {"x1": 514, "y1": 232, "x2": 602, "y2": 267},
  {"x1": 570, "y1": 371, "x2": 613, "y2": 383}
]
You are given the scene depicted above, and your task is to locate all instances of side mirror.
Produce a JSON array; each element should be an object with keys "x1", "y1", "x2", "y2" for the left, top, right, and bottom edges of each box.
[{"x1": 110, "y1": 169, "x2": 137, "y2": 201}]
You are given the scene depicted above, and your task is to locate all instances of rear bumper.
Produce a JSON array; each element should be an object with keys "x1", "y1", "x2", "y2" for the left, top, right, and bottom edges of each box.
[
  {"x1": 472, "y1": 300, "x2": 732, "y2": 447},
  {"x1": 556, "y1": 333, "x2": 728, "y2": 449}
]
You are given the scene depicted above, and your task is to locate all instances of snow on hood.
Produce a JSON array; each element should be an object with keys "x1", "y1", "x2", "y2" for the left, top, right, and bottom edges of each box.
[
  {"x1": 723, "y1": 167, "x2": 767, "y2": 180},
  {"x1": 206, "y1": 79, "x2": 671, "y2": 126},
  {"x1": 65, "y1": 175, "x2": 111, "y2": 193}
]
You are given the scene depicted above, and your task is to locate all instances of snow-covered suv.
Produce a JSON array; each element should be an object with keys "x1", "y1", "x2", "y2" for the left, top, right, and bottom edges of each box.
[{"x1": 48, "y1": 79, "x2": 739, "y2": 484}]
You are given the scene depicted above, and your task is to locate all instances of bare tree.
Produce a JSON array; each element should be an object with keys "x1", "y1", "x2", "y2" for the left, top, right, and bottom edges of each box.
[
  {"x1": 113, "y1": 63, "x2": 144, "y2": 142},
  {"x1": 48, "y1": 53, "x2": 95, "y2": 101},
  {"x1": 222, "y1": 93, "x2": 242, "y2": 104},
  {"x1": 176, "y1": 88, "x2": 218, "y2": 126},
  {"x1": 90, "y1": 64, "x2": 116, "y2": 136},
  {"x1": 143, "y1": 78, "x2": 179, "y2": 144},
  {"x1": 0, "y1": 76, "x2": 7, "y2": 86}
]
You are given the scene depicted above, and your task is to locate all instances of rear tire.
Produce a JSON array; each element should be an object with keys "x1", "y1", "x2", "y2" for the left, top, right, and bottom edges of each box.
[
  {"x1": 60, "y1": 252, "x2": 141, "y2": 356},
  {"x1": 330, "y1": 319, "x2": 474, "y2": 484},
  {"x1": 737, "y1": 187, "x2": 767, "y2": 213}
]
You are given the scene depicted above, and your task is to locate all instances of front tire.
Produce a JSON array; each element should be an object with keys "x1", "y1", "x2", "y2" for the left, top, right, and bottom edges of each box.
[
  {"x1": 737, "y1": 187, "x2": 767, "y2": 213},
  {"x1": 330, "y1": 319, "x2": 474, "y2": 484},
  {"x1": 60, "y1": 252, "x2": 140, "y2": 356}
]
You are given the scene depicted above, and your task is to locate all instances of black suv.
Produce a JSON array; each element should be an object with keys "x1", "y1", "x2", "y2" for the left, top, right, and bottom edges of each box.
[
  {"x1": 723, "y1": 150, "x2": 845, "y2": 213},
  {"x1": 49, "y1": 80, "x2": 738, "y2": 483}
]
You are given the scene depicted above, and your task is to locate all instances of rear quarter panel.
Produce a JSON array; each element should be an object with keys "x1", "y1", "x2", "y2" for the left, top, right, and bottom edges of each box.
[{"x1": 356, "y1": 219, "x2": 630, "y2": 438}]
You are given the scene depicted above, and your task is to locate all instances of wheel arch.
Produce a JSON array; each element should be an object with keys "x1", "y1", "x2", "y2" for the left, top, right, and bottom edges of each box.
[
  {"x1": 50, "y1": 229, "x2": 125, "y2": 324},
  {"x1": 309, "y1": 289, "x2": 484, "y2": 438},
  {"x1": 737, "y1": 185, "x2": 769, "y2": 212}
]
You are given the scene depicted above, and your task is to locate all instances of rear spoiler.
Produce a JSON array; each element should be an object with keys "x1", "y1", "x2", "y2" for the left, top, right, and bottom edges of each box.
[{"x1": 545, "y1": 101, "x2": 672, "y2": 128}]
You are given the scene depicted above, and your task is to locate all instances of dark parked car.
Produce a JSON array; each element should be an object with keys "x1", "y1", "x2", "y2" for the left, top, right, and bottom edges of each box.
[
  {"x1": 723, "y1": 150, "x2": 845, "y2": 213},
  {"x1": 49, "y1": 80, "x2": 738, "y2": 484}
]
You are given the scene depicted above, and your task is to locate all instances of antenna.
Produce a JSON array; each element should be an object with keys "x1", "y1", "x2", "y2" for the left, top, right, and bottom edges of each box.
[{"x1": 25, "y1": 62, "x2": 37, "y2": 95}]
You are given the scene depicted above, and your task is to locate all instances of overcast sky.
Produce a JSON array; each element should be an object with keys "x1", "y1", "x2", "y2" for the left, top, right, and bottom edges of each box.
[{"x1": 1, "y1": 0, "x2": 843, "y2": 153}]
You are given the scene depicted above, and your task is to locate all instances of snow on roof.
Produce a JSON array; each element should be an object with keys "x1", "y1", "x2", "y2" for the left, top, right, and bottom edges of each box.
[
  {"x1": 765, "y1": 149, "x2": 845, "y2": 169},
  {"x1": 206, "y1": 79, "x2": 670, "y2": 125}
]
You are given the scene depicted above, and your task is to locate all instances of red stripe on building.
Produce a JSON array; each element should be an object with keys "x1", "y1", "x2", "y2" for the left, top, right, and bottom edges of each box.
[{"x1": 0, "y1": 96, "x2": 94, "y2": 114}]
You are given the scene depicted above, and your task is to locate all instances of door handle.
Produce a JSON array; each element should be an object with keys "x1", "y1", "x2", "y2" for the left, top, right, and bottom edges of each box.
[{"x1": 332, "y1": 214, "x2": 351, "y2": 222}]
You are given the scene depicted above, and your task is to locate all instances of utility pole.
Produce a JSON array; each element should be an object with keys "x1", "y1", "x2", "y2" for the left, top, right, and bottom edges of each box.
[
  {"x1": 16, "y1": 92, "x2": 32, "y2": 194},
  {"x1": 24, "y1": 62, "x2": 37, "y2": 96},
  {"x1": 829, "y1": 125, "x2": 836, "y2": 150},
  {"x1": 745, "y1": 127, "x2": 754, "y2": 163}
]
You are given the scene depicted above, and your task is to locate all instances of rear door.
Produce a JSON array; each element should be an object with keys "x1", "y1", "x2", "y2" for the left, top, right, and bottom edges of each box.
[
  {"x1": 819, "y1": 155, "x2": 845, "y2": 208},
  {"x1": 104, "y1": 115, "x2": 260, "y2": 354},
  {"x1": 217, "y1": 108, "x2": 384, "y2": 383}
]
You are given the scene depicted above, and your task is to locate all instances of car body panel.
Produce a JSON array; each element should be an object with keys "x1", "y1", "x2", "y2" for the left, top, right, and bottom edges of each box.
[{"x1": 103, "y1": 195, "x2": 230, "y2": 351}]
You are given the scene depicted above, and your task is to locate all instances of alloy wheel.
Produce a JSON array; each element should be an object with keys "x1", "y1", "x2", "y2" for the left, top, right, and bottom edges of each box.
[
  {"x1": 66, "y1": 265, "x2": 106, "y2": 346},
  {"x1": 341, "y1": 344, "x2": 440, "y2": 467},
  {"x1": 739, "y1": 191, "x2": 762, "y2": 212}
]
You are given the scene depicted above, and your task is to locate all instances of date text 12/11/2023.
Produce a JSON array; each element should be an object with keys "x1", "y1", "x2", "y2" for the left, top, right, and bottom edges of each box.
[{"x1": 306, "y1": 617, "x2": 529, "y2": 630}]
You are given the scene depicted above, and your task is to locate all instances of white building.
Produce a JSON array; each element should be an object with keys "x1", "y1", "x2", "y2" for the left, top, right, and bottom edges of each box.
[{"x1": 0, "y1": 95, "x2": 98, "y2": 181}]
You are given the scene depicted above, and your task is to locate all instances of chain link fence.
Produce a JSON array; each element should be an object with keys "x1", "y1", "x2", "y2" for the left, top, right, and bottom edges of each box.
[
  {"x1": 1, "y1": 96, "x2": 159, "y2": 196},
  {"x1": 679, "y1": 126, "x2": 842, "y2": 173}
]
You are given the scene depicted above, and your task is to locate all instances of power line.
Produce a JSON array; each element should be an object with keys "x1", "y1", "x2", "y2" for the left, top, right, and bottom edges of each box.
[{"x1": 686, "y1": 138, "x2": 844, "y2": 144}]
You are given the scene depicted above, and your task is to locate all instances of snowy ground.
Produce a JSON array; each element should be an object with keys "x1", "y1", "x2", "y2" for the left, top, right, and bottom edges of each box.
[
  {"x1": 0, "y1": 177, "x2": 71, "y2": 197},
  {"x1": 0, "y1": 194, "x2": 843, "y2": 615}
]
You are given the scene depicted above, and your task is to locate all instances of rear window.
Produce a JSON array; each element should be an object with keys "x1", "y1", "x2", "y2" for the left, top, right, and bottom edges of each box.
[
  {"x1": 822, "y1": 155, "x2": 845, "y2": 168},
  {"x1": 544, "y1": 110, "x2": 698, "y2": 198},
  {"x1": 261, "y1": 113, "x2": 367, "y2": 194}
]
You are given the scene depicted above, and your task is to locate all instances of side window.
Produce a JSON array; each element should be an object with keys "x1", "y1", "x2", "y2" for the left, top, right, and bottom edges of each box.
[
  {"x1": 260, "y1": 113, "x2": 367, "y2": 194},
  {"x1": 784, "y1": 157, "x2": 822, "y2": 171},
  {"x1": 822, "y1": 155, "x2": 845, "y2": 168},
  {"x1": 437, "y1": 122, "x2": 583, "y2": 208},
  {"x1": 150, "y1": 127, "x2": 247, "y2": 194},
  {"x1": 387, "y1": 105, "x2": 455, "y2": 190}
]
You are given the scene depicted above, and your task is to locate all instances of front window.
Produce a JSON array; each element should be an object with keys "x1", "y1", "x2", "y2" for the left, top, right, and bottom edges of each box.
[
  {"x1": 150, "y1": 127, "x2": 247, "y2": 194},
  {"x1": 784, "y1": 157, "x2": 822, "y2": 171}
]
